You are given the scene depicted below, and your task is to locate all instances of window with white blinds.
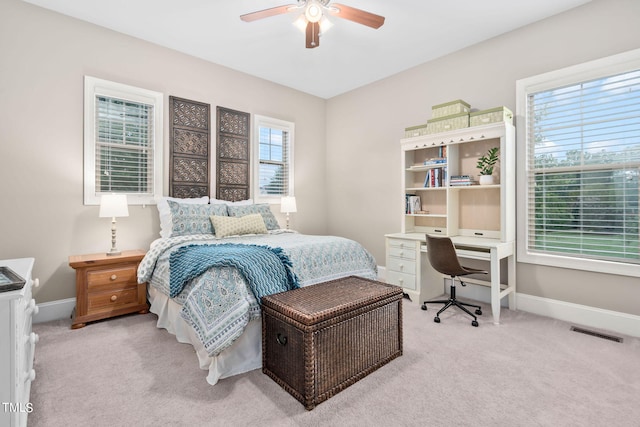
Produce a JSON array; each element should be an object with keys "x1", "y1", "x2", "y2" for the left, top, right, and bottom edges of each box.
[
  {"x1": 84, "y1": 77, "x2": 163, "y2": 205},
  {"x1": 516, "y1": 49, "x2": 640, "y2": 276},
  {"x1": 253, "y1": 115, "x2": 294, "y2": 201}
]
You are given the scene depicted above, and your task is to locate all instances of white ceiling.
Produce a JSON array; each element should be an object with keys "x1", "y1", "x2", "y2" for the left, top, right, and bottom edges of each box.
[{"x1": 24, "y1": 0, "x2": 591, "y2": 99}]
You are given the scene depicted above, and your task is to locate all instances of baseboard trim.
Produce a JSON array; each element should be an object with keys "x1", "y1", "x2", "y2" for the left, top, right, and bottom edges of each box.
[
  {"x1": 516, "y1": 293, "x2": 640, "y2": 338},
  {"x1": 33, "y1": 298, "x2": 75, "y2": 324},
  {"x1": 34, "y1": 287, "x2": 640, "y2": 339}
]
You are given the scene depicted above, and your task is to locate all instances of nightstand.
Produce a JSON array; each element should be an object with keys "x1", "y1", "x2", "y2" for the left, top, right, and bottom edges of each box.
[{"x1": 69, "y1": 249, "x2": 148, "y2": 329}]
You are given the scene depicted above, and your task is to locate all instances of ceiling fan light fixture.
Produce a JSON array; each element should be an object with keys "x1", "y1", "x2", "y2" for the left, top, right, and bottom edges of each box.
[
  {"x1": 319, "y1": 16, "x2": 333, "y2": 34},
  {"x1": 293, "y1": 15, "x2": 308, "y2": 33},
  {"x1": 305, "y1": 1, "x2": 323, "y2": 23}
]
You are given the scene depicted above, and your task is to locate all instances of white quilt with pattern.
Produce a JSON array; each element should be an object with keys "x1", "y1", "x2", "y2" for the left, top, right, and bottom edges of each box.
[{"x1": 138, "y1": 231, "x2": 377, "y2": 357}]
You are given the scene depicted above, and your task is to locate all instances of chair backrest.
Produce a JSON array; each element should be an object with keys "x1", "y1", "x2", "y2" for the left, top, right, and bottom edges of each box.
[{"x1": 425, "y1": 234, "x2": 467, "y2": 277}]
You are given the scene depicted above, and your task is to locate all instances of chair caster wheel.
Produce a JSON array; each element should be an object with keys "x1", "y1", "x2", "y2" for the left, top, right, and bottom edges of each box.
[
  {"x1": 434, "y1": 317, "x2": 440, "y2": 323},
  {"x1": 475, "y1": 309, "x2": 482, "y2": 315},
  {"x1": 472, "y1": 320, "x2": 479, "y2": 327},
  {"x1": 421, "y1": 304, "x2": 427, "y2": 311}
]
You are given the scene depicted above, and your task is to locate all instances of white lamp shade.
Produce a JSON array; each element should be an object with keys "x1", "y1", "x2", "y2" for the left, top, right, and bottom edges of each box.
[
  {"x1": 280, "y1": 196, "x2": 297, "y2": 214},
  {"x1": 99, "y1": 194, "x2": 129, "y2": 218}
]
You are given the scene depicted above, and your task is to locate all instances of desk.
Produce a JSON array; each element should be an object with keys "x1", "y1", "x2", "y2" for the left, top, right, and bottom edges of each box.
[{"x1": 385, "y1": 233, "x2": 516, "y2": 324}]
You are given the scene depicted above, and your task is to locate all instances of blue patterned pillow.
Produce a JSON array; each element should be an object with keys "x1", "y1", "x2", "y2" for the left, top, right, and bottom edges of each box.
[
  {"x1": 226, "y1": 204, "x2": 280, "y2": 230},
  {"x1": 167, "y1": 201, "x2": 228, "y2": 236}
]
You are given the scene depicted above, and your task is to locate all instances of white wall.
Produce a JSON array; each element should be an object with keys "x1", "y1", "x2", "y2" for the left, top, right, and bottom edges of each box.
[
  {"x1": 325, "y1": 0, "x2": 640, "y2": 316},
  {"x1": 0, "y1": 0, "x2": 327, "y2": 304}
]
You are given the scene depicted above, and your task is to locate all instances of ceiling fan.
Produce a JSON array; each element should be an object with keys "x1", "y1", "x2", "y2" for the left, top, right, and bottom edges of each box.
[{"x1": 240, "y1": 0, "x2": 385, "y2": 49}]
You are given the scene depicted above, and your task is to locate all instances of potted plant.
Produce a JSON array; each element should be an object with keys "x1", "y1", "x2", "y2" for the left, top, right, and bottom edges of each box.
[{"x1": 476, "y1": 147, "x2": 499, "y2": 185}]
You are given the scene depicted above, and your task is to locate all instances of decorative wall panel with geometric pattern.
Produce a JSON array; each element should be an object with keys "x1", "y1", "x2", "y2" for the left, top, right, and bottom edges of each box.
[
  {"x1": 169, "y1": 96, "x2": 210, "y2": 199},
  {"x1": 216, "y1": 107, "x2": 250, "y2": 202}
]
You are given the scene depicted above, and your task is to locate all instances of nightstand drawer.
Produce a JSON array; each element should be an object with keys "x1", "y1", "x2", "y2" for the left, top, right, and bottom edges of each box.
[
  {"x1": 88, "y1": 287, "x2": 139, "y2": 311},
  {"x1": 87, "y1": 265, "x2": 137, "y2": 290}
]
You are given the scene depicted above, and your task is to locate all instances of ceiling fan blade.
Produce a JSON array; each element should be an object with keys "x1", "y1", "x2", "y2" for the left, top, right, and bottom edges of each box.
[
  {"x1": 240, "y1": 4, "x2": 297, "y2": 22},
  {"x1": 306, "y1": 21, "x2": 320, "y2": 49},
  {"x1": 328, "y1": 4, "x2": 385, "y2": 29}
]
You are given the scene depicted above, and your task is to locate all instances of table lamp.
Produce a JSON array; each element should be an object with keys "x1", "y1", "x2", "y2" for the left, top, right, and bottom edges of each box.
[
  {"x1": 280, "y1": 196, "x2": 297, "y2": 230},
  {"x1": 99, "y1": 194, "x2": 129, "y2": 256}
]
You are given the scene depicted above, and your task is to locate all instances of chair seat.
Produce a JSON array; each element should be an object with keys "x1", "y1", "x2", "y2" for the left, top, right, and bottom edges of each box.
[
  {"x1": 423, "y1": 234, "x2": 488, "y2": 327},
  {"x1": 458, "y1": 265, "x2": 488, "y2": 276}
]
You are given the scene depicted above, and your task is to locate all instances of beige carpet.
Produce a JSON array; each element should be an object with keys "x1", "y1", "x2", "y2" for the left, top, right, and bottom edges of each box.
[{"x1": 30, "y1": 298, "x2": 640, "y2": 426}]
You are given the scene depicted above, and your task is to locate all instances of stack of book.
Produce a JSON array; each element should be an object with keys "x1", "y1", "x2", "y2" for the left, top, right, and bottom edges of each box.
[
  {"x1": 449, "y1": 175, "x2": 476, "y2": 186},
  {"x1": 424, "y1": 167, "x2": 447, "y2": 188}
]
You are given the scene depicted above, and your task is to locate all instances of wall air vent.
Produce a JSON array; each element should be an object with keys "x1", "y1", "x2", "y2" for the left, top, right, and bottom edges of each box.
[{"x1": 570, "y1": 326, "x2": 623, "y2": 343}]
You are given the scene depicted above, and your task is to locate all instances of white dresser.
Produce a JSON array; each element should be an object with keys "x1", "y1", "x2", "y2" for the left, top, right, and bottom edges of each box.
[{"x1": 0, "y1": 258, "x2": 39, "y2": 427}]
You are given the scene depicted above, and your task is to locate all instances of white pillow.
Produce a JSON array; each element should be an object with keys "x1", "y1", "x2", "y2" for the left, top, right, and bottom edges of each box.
[{"x1": 156, "y1": 196, "x2": 209, "y2": 238}]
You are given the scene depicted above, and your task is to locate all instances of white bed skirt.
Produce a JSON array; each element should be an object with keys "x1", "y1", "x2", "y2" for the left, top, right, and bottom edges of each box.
[{"x1": 148, "y1": 286, "x2": 262, "y2": 385}]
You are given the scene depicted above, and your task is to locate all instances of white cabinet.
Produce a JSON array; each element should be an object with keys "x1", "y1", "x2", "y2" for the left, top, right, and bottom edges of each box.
[
  {"x1": 386, "y1": 122, "x2": 516, "y2": 312},
  {"x1": 0, "y1": 258, "x2": 38, "y2": 427}
]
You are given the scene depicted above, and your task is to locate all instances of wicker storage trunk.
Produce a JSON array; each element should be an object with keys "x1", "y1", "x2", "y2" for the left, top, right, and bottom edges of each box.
[{"x1": 262, "y1": 276, "x2": 403, "y2": 410}]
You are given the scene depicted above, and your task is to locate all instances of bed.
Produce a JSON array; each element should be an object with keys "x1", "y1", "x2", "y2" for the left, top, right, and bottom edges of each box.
[{"x1": 138, "y1": 196, "x2": 378, "y2": 385}]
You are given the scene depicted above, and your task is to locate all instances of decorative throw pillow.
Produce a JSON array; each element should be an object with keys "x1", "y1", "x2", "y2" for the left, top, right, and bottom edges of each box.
[
  {"x1": 226, "y1": 204, "x2": 280, "y2": 230},
  {"x1": 210, "y1": 214, "x2": 268, "y2": 239},
  {"x1": 167, "y1": 201, "x2": 228, "y2": 237},
  {"x1": 156, "y1": 196, "x2": 209, "y2": 238}
]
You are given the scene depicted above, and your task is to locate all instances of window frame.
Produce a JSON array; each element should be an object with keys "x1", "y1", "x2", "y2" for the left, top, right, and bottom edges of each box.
[
  {"x1": 516, "y1": 48, "x2": 640, "y2": 277},
  {"x1": 84, "y1": 76, "x2": 164, "y2": 205},
  {"x1": 252, "y1": 115, "x2": 295, "y2": 203}
]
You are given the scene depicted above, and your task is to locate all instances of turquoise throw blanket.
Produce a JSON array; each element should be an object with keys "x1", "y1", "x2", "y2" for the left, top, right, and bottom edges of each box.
[{"x1": 169, "y1": 243, "x2": 299, "y2": 300}]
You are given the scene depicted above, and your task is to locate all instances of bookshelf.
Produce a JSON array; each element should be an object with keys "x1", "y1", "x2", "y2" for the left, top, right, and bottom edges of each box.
[{"x1": 386, "y1": 122, "x2": 517, "y2": 320}]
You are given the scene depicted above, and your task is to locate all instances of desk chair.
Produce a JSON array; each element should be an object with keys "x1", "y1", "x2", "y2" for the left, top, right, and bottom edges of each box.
[{"x1": 422, "y1": 235, "x2": 486, "y2": 327}]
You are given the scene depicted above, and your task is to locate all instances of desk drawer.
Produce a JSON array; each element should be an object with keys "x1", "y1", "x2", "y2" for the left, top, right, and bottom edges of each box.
[
  {"x1": 387, "y1": 239, "x2": 415, "y2": 250},
  {"x1": 386, "y1": 270, "x2": 416, "y2": 291},
  {"x1": 388, "y1": 246, "x2": 416, "y2": 260},
  {"x1": 386, "y1": 257, "x2": 416, "y2": 275}
]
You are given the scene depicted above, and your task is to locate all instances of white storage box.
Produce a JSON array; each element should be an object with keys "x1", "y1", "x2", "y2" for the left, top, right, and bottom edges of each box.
[
  {"x1": 404, "y1": 124, "x2": 429, "y2": 138},
  {"x1": 426, "y1": 112, "x2": 469, "y2": 134},
  {"x1": 431, "y1": 100, "x2": 471, "y2": 119},
  {"x1": 470, "y1": 106, "x2": 513, "y2": 126}
]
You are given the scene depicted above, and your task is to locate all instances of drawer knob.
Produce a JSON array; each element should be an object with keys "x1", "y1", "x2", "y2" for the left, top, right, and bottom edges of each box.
[
  {"x1": 110, "y1": 295, "x2": 118, "y2": 302},
  {"x1": 27, "y1": 369, "x2": 36, "y2": 382},
  {"x1": 33, "y1": 278, "x2": 40, "y2": 288},
  {"x1": 30, "y1": 332, "x2": 39, "y2": 345},
  {"x1": 28, "y1": 299, "x2": 39, "y2": 315},
  {"x1": 110, "y1": 274, "x2": 117, "y2": 281}
]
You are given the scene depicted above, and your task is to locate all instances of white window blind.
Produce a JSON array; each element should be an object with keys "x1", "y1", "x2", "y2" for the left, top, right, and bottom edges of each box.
[
  {"x1": 525, "y1": 68, "x2": 640, "y2": 265},
  {"x1": 84, "y1": 76, "x2": 163, "y2": 205},
  {"x1": 95, "y1": 96, "x2": 154, "y2": 194},
  {"x1": 253, "y1": 115, "x2": 294, "y2": 200}
]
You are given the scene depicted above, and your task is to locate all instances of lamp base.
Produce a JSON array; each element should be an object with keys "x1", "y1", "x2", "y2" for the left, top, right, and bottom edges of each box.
[{"x1": 106, "y1": 249, "x2": 122, "y2": 256}]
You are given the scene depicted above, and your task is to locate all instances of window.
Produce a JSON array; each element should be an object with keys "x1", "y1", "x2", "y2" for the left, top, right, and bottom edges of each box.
[
  {"x1": 84, "y1": 76, "x2": 163, "y2": 205},
  {"x1": 253, "y1": 115, "x2": 294, "y2": 201},
  {"x1": 516, "y1": 49, "x2": 640, "y2": 276}
]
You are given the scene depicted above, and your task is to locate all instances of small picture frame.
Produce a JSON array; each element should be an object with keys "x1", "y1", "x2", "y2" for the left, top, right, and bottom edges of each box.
[{"x1": 0, "y1": 266, "x2": 26, "y2": 293}]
